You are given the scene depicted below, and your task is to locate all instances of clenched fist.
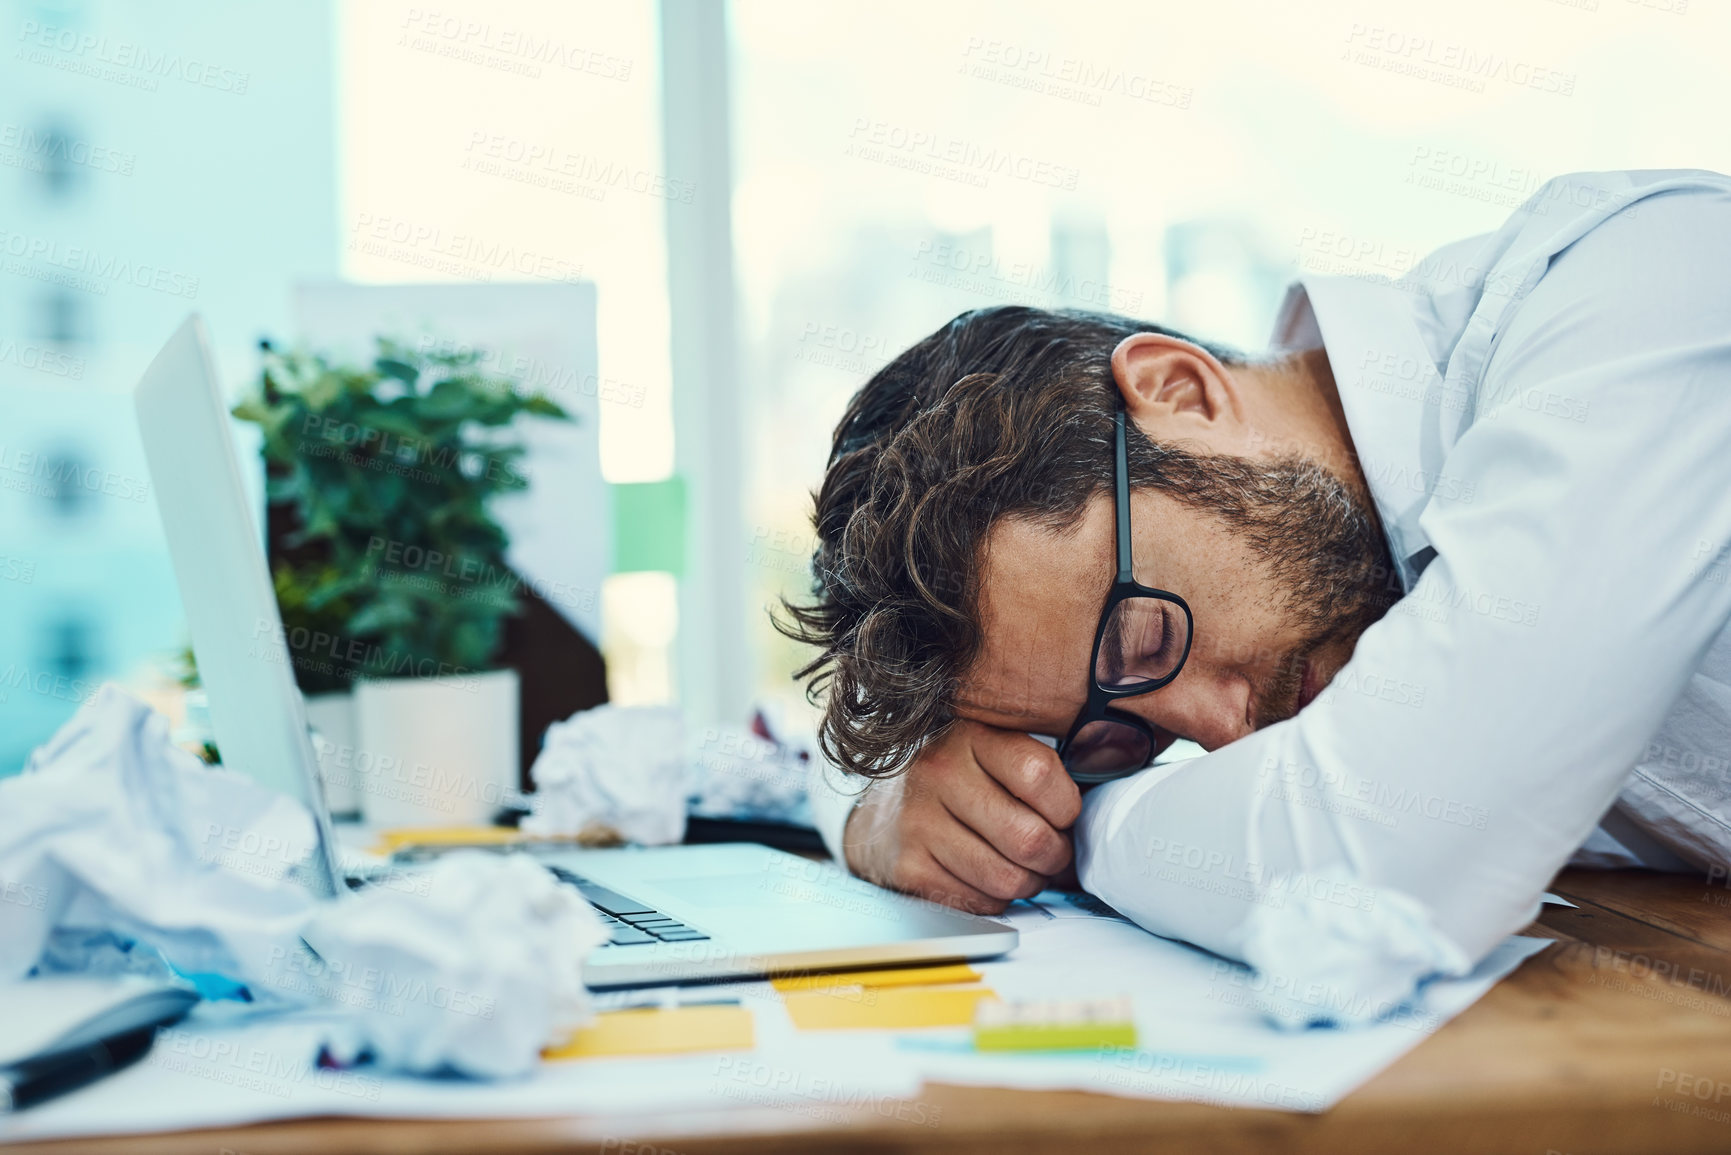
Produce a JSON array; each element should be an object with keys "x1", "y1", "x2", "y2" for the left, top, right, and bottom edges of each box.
[{"x1": 841, "y1": 719, "x2": 1083, "y2": 914}]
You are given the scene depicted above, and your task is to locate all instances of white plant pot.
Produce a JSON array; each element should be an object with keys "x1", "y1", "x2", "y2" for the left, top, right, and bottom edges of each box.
[
  {"x1": 352, "y1": 669, "x2": 521, "y2": 827},
  {"x1": 303, "y1": 691, "x2": 361, "y2": 819}
]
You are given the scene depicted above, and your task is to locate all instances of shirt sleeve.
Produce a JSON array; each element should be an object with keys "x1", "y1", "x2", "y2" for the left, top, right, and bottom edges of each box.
[
  {"x1": 808, "y1": 756, "x2": 866, "y2": 863},
  {"x1": 1076, "y1": 183, "x2": 1731, "y2": 1024}
]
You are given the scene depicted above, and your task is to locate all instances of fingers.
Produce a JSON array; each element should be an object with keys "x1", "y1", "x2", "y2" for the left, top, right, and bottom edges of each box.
[
  {"x1": 967, "y1": 724, "x2": 1083, "y2": 830},
  {"x1": 838, "y1": 722, "x2": 1081, "y2": 917},
  {"x1": 925, "y1": 809, "x2": 1046, "y2": 904},
  {"x1": 937, "y1": 769, "x2": 1072, "y2": 876},
  {"x1": 840, "y1": 774, "x2": 904, "y2": 887},
  {"x1": 899, "y1": 848, "x2": 1009, "y2": 916},
  {"x1": 843, "y1": 766, "x2": 1037, "y2": 914}
]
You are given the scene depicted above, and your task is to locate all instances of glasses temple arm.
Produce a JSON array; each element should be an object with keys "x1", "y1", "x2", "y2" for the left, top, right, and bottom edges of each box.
[{"x1": 1115, "y1": 408, "x2": 1134, "y2": 583}]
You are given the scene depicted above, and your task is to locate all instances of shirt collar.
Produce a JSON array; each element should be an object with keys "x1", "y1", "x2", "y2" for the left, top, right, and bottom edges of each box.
[{"x1": 1269, "y1": 275, "x2": 1446, "y2": 591}]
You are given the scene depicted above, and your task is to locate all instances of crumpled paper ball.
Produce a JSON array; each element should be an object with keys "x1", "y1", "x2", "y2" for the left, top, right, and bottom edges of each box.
[
  {"x1": 299, "y1": 850, "x2": 609, "y2": 1078},
  {"x1": 1237, "y1": 864, "x2": 1471, "y2": 1028},
  {"x1": 0, "y1": 684, "x2": 321, "y2": 992},
  {"x1": 522, "y1": 704, "x2": 687, "y2": 845}
]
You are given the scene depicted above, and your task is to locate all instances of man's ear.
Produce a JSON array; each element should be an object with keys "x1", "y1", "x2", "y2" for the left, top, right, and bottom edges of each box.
[{"x1": 1110, "y1": 333, "x2": 1241, "y2": 430}]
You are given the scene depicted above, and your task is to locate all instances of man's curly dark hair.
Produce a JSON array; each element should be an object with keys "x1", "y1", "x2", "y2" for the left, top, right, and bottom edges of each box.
[{"x1": 779, "y1": 304, "x2": 1395, "y2": 780}]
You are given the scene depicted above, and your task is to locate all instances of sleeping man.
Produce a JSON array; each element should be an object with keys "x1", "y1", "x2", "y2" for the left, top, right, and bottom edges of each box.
[{"x1": 787, "y1": 169, "x2": 1731, "y2": 1020}]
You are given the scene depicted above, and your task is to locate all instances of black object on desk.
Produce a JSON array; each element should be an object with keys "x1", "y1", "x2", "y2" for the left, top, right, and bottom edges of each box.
[
  {"x1": 0, "y1": 1025, "x2": 159, "y2": 1113},
  {"x1": 682, "y1": 815, "x2": 826, "y2": 854}
]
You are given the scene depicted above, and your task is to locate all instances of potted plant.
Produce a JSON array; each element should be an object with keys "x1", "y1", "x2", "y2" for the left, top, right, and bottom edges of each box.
[{"x1": 234, "y1": 339, "x2": 568, "y2": 825}]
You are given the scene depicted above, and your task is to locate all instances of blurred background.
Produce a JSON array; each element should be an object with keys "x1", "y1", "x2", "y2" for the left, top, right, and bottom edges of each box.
[{"x1": 1, "y1": 0, "x2": 1724, "y2": 780}]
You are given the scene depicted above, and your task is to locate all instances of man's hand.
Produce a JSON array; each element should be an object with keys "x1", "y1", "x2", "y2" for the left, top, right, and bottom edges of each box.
[{"x1": 841, "y1": 720, "x2": 1083, "y2": 914}]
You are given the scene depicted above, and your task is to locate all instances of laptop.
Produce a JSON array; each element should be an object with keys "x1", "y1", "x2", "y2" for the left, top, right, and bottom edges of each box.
[{"x1": 133, "y1": 314, "x2": 1017, "y2": 988}]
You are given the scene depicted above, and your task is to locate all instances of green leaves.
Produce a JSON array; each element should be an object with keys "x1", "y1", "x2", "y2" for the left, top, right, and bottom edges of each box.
[
  {"x1": 373, "y1": 356, "x2": 420, "y2": 385},
  {"x1": 235, "y1": 336, "x2": 571, "y2": 688}
]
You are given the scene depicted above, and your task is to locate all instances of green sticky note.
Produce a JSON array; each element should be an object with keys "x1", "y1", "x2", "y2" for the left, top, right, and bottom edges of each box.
[
  {"x1": 974, "y1": 1022, "x2": 1138, "y2": 1052},
  {"x1": 611, "y1": 477, "x2": 686, "y2": 575},
  {"x1": 972, "y1": 995, "x2": 1138, "y2": 1052}
]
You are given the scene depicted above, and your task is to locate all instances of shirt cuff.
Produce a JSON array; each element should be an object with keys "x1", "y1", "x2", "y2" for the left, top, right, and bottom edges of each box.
[{"x1": 808, "y1": 760, "x2": 868, "y2": 865}]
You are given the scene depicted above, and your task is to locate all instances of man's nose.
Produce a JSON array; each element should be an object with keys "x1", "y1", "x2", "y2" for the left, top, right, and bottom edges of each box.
[{"x1": 1147, "y1": 672, "x2": 1254, "y2": 751}]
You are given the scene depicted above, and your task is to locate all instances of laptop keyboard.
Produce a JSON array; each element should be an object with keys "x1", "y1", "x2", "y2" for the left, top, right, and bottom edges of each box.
[{"x1": 545, "y1": 865, "x2": 710, "y2": 947}]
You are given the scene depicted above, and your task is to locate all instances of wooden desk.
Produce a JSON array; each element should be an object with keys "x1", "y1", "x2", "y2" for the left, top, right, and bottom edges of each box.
[{"x1": 13, "y1": 869, "x2": 1731, "y2": 1155}]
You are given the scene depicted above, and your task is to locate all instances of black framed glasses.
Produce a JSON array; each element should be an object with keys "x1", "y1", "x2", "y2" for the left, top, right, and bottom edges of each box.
[{"x1": 1056, "y1": 406, "x2": 1194, "y2": 784}]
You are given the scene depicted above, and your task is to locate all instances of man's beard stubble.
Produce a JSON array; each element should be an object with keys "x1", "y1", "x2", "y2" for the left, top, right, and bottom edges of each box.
[{"x1": 1150, "y1": 448, "x2": 1400, "y2": 729}]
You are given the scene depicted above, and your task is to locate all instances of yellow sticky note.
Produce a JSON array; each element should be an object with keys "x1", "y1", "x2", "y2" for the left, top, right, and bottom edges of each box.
[
  {"x1": 782, "y1": 985, "x2": 996, "y2": 1030},
  {"x1": 543, "y1": 1005, "x2": 755, "y2": 1060},
  {"x1": 771, "y1": 963, "x2": 981, "y2": 993},
  {"x1": 371, "y1": 826, "x2": 523, "y2": 855}
]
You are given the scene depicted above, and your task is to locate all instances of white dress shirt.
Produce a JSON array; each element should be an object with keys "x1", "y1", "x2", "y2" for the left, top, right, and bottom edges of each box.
[{"x1": 813, "y1": 169, "x2": 1731, "y2": 1023}]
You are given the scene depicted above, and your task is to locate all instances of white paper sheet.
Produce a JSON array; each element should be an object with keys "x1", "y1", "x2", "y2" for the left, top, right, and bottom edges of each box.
[
  {"x1": 895, "y1": 896, "x2": 1550, "y2": 1111},
  {"x1": 0, "y1": 891, "x2": 1550, "y2": 1142},
  {"x1": 0, "y1": 1001, "x2": 924, "y2": 1143}
]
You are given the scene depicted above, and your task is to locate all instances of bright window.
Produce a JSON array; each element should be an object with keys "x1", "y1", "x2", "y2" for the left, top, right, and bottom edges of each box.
[{"x1": 730, "y1": 0, "x2": 1731, "y2": 708}]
